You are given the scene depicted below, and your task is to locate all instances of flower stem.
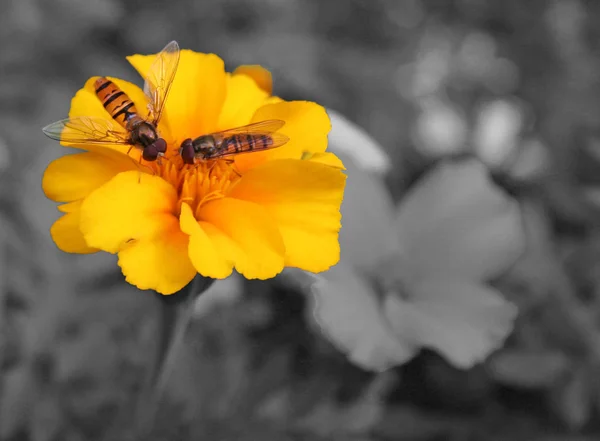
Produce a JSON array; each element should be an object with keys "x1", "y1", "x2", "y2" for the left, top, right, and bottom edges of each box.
[{"x1": 135, "y1": 275, "x2": 214, "y2": 437}]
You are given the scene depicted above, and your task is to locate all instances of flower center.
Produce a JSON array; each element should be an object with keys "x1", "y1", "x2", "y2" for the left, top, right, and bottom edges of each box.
[
  {"x1": 147, "y1": 154, "x2": 240, "y2": 218},
  {"x1": 372, "y1": 252, "x2": 413, "y2": 301}
]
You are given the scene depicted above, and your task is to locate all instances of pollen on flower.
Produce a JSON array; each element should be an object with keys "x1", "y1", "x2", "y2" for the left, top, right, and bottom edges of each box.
[{"x1": 148, "y1": 155, "x2": 240, "y2": 219}]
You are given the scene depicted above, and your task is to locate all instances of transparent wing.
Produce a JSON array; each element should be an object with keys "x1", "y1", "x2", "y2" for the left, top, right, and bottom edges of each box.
[
  {"x1": 206, "y1": 120, "x2": 289, "y2": 159},
  {"x1": 213, "y1": 119, "x2": 286, "y2": 138},
  {"x1": 211, "y1": 133, "x2": 290, "y2": 158},
  {"x1": 42, "y1": 116, "x2": 131, "y2": 145},
  {"x1": 143, "y1": 40, "x2": 180, "y2": 125}
]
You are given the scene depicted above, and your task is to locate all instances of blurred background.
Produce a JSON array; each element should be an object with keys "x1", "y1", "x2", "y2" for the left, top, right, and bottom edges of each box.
[{"x1": 4, "y1": 0, "x2": 600, "y2": 440}]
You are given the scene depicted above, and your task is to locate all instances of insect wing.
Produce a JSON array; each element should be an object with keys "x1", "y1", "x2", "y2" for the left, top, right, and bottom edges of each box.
[
  {"x1": 209, "y1": 120, "x2": 289, "y2": 158},
  {"x1": 42, "y1": 116, "x2": 131, "y2": 146},
  {"x1": 214, "y1": 119, "x2": 286, "y2": 137},
  {"x1": 143, "y1": 40, "x2": 180, "y2": 125}
]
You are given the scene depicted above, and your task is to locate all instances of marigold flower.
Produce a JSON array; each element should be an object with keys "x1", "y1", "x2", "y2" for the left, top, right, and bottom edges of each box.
[{"x1": 42, "y1": 47, "x2": 346, "y2": 295}]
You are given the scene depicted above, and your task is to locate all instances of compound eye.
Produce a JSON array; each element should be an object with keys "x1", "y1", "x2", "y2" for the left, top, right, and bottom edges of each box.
[
  {"x1": 180, "y1": 139, "x2": 195, "y2": 164},
  {"x1": 154, "y1": 138, "x2": 167, "y2": 153},
  {"x1": 143, "y1": 144, "x2": 159, "y2": 161}
]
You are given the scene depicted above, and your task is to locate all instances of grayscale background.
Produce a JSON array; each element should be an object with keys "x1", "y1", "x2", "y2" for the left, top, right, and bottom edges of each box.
[{"x1": 3, "y1": 0, "x2": 600, "y2": 440}]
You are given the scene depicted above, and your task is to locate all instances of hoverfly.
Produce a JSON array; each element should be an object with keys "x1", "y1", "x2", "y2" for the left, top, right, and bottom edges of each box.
[
  {"x1": 179, "y1": 119, "x2": 289, "y2": 164},
  {"x1": 42, "y1": 41, "x2": 180, "y2": 162}
]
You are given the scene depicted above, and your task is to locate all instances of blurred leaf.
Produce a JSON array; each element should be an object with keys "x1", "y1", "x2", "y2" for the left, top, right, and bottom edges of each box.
[
  {"x1": 192, "y1": 275, "x2": 243, "y2": 318},
  {"x1": 293, "y1": 399, "x2": 380, "y2": 438},
  {"x1": 30, "y1": 388, "x2": 63, "y2": 441},
  {"x1": 542, "y1": 176, "x2": 600, "y2": 229},
  {"x1": 487, "y1": 349, "x2": 571, "y2": 389},
  {"x1": 581, "y1": 186, "x2": 600, "y2": 208},
  {"x1": 375, "y1": 405, "x2": 455, "y2": 440},
  {"x1": 501, "y1": 199, "x2": 557, "y2": 308},
  {"x1": 181, "y1": 289, "x2": 279, "y2": 424},
  {"x1": 0, "y1": 367, "x2": 34, "y2": 439},
  {"x1": 230, "y1": 348, "x2": 292, "y2": 420},
  {"x1": 408, "y1": 354, "x2": 493, "y2": 410},
  {"x1": 292, "y1": 371, "x2": 393, "y2": 438},
  {"x1": 0, "y1": 136, "x2": 10, "y2": 173},
  {"x1": 550, "y1": 365, "x2": 594, "y2": 431},
  {"x1": 256, "y1": 388, "x2": 293, "y2": 424},
  {"x1": 509, "y1": 137, "x2": 551, "y2": 182},
  {"x1": 277, "y1": 353, "x2": 353, "y2": 421}
]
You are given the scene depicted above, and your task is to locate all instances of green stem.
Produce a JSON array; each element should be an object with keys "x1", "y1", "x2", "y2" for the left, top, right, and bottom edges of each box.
[{"x1": 135, "y1": 275, "x2": 214, "y2": 437}]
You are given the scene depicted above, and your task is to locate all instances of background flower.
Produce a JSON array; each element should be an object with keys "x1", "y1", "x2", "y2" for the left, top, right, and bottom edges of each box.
[
  {"x1": 326, "y1": 108, "x2": 392, "y2": 176},
  {"x1": 308, "y1": 157, "x2": 524, "y2": 371}
]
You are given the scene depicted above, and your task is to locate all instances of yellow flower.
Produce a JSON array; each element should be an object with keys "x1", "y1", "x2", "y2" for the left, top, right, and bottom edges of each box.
[{"x1": 42, "y1": 48, "x2": 346, "y2": 295}]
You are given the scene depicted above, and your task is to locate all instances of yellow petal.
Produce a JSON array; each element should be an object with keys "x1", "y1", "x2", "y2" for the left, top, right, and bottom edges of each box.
[
  {"x1": 217, "y1": 73, "x2": 269, "y2": 131},
  {"x1": 51, "y1": 201, "x2": 98, "y2": 254},
  {"x1": 264, "y1": 96, "x2": 284, "y2": 105},
  {"x1": 117, "y1": 220, "x2": 196, "y2": 295},
  {"x1": 233, "y1": 65, "x2": 273, "y2": 95},
  {"x1": 127, "y1": 50, "x2": 226, "y2": 141},
  {"x1": 197, "y1": 198, "x2": 285, "y2": 279},
  {"x1": 80, "y1": 171, "x2": 194, "y2": 294},
  {"x1": 43, "y1": 149, "x2": 137, "y2": 203},
  {"x1": 80, "y1": 171, "x2": 177, "y2": 252},
  {"x1": 234, "y1": 101, "x2": 331, "y2": 173},
  {"x1": 57, "y1": 200, "x2": 80, "y2": 213},
  {"x1": 66, "y1": 76, "x2": 153, "y2": 154},
  {"x1": 302, "y1": 152, "x2": 346, "y2": 170},
  {"x1": 228, "y1": 159, "x2": 346, "y2": 273},
  {"x1": 179, "y1": 203, "x2": 234, "y2": 279}
]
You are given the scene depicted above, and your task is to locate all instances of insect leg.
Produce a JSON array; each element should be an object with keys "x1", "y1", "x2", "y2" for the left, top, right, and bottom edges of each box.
[
  {"x1": 223, "y1": 158, "x2": 241, "y2": 177},
  {"x1": 207, "y1": 160, "x2": 218, "y2": 175},
  {"x1": 158, "y1": 153, "x2": 179, "y2": 169},
  {"x1": 137, "y1": 155, "x2": 143, "y2": 183}
]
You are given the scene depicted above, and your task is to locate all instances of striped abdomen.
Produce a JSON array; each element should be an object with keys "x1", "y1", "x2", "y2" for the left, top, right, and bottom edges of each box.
[
  {"x1": 94, "y1": 77, "x2": 140, "y2": 129},
  {"x1": 216, "y1": 134, "x2": 274, "y2": 156}
]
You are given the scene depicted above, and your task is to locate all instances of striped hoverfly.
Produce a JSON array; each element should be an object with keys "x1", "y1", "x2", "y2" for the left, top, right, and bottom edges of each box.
[
  {"x1": 179, "y1": 119, "x2": 289, "y2": 164},
  {"x1": 42, "y1": 41, "x2": 180, "y2": 162}
]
